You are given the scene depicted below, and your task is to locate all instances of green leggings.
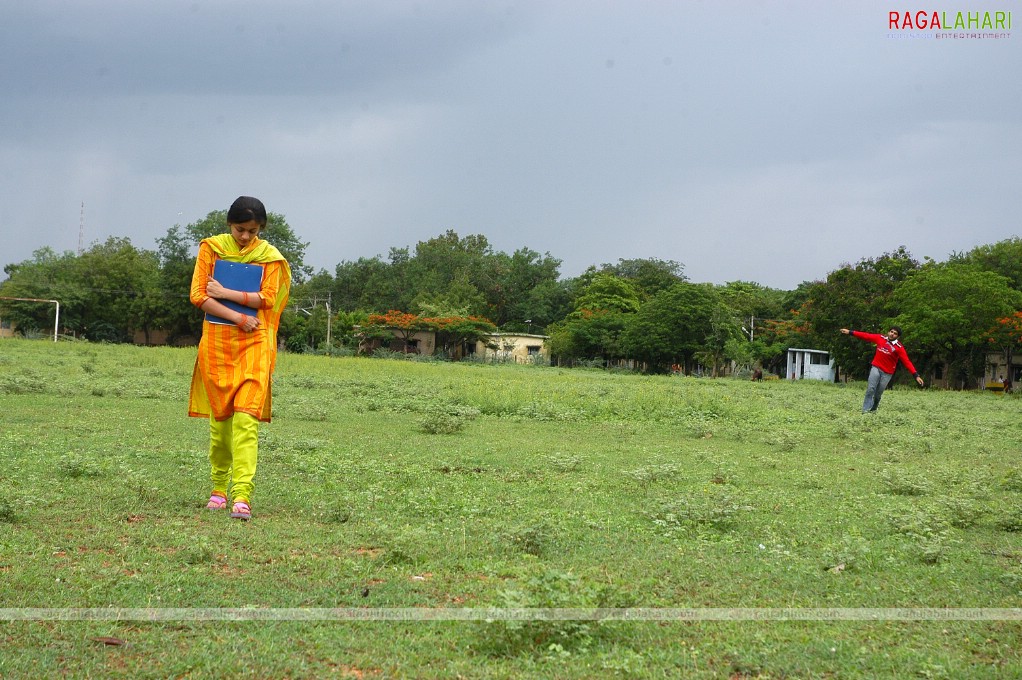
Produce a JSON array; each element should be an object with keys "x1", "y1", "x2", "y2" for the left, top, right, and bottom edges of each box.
[{"x1": 209, "y1": 413, "x2": 259, "y2": 503}]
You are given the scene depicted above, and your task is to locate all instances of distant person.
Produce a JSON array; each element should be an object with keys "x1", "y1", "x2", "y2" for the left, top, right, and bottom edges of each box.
[
  {"x1": 1005, "y1": 374, "x2": 1013, "y2": 394},
  {"x1": 840, "y1": 326, "x2": 924, "y2": 413},
  {"x1": 188, "y1": 196, "x2": 292, "y2": 520}
]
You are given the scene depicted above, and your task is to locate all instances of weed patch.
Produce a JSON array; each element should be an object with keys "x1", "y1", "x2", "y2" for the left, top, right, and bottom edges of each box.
[
  {"x1": 0, "y1": 497, "x2": 17, "y2": 523},
  {"x1": 648, "y1": 488, "x2": 745, "y2": 536},
  {"x1": 479, "y1": 568, "x2": 618, "y2": 656}
]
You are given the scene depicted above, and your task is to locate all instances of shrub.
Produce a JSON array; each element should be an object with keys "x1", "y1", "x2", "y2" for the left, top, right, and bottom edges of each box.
[
  {"x1": 770, "y1": 431, "x2": 804, "y2": 452},
  {"x1": 993, "y1": 505, "x2": 1022, "y2": 533},
  {"x1": 820, "y1": 535, "x2": 872, "y2": 573},
  {"x1": 316, "y1": 500, "x2": 355, "y2": 524},
  {"x1": 0, "y1": 498, "x2": 16, "y2": 523},
  {"x1": 418, "y1": 410, "x2": 466, "y2": 435},
  {"x1": 371, "y1": 348, "x2": 407, "y2": 361},
  {"x1": 1000, "y1": 564, "x2": 1022, "y2": 594},
  {"x1": 58, "y1": 454, "x2": 103, "y2": 479},
  {"x1": 649, "y1": 488, "x2": 744, "y2": 535},
  {"x1": 623, "y1": 458, "x2": 680, "y2": 492},
  {"x1": 1002, "y1": 468, "x2": 1022, "y2": 492},
  {"x1": 480, "y1": 568, "x2": 615, "y2": 656},
  {"x1": 880, "y1": 467, "x2": 931, "y2": 496},
  {"x1": 544, "y1": 453, "x2": 583, "y2": 473},
  {"x1": 0, "y1": 370, "x2": 47, "y2": 395},
  {"x1": 182, "y1": 539, "x2": 217, "y2": 565},
  {"x1": 936, "y1": 495, "x2": 984, "y2": 529},
  {"x1": 502, "y1": 521, "x2": 552, "y2": 556},
  {"x1": 887, "y1": 508, "x2": 958, "y2": 564}
]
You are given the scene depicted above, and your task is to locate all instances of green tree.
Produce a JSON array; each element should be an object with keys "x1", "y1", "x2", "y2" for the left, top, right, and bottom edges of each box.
[
  {"x1": 404, "y1": 231, "x2": 492, "y2": 317},
  {"x1": 716, "y1": 281, "x2": 789, "y2": 372},
  {"x1": 411, "y1": 271, "x2": 487, "y2": 319},
  {"x1": 0, "y1": 248, "x2": 80, "y2": 335},
  {"x1": 546, "y1": 273, "x2": 642, "y2": 365},
  {"x1": 155, "y1": 225, "x2": 202, "y2": 342},
  {"x1": 2, "y1": 239, "x2": 162, "y2": 342},
  {"x1": 547, "y1": 308, "x2": 631, "y2": 365},
  {"x1": 890, "y1": 263, "x2": 1022, "y2": 388},
  {"x1": 73, "y1": 238, "x2": 162, "y2": 342},
  {"x1": 573, "y1": 273, "x2": 641, "y2": 314},
  {"x1": 332, "y1": 310, "x2": 370, "y2": 349},
  {"x1": 697, "y1": 304, "x2": 745, "y2": 377},
  {"x1": 598, "y1": 258, "x2": 686, "y2": 300},
  {"x1": 952, "y1": 238, "x2": 1022, "y2": 291},
  {"x1": 804, "y1": 247, "x2": 920, "y2": 377},
  {"x1": 621, "y1": 282, "x2": 718, "y2": 373},
  {"x1": 718, "y1": 281, "x2": 786, "y2": 332},
  {"x1": 333, "y1": 250, "x2": 411, "y2": 313},
  {"x1": 487, "y1": 247, "x2": 566, "y2": 329}
]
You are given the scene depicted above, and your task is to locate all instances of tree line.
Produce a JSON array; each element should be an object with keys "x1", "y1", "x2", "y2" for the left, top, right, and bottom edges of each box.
[{"x1": 3, "y1": 209, "x2": 1022, "y2": 387}]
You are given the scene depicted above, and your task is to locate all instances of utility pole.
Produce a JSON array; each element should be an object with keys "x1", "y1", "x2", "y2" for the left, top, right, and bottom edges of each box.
[
  {"x1": 742, "y1": 315, "x2": 755, "y2": 342},
  {"x1": 77, "y1": 202, "x2": 85, "y2": 255},
  {"x1": 325, "y1": 292, "x2": 332, "y2": 357}
]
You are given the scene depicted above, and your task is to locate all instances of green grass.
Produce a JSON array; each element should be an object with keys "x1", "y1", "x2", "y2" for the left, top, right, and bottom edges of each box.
[{"x1": 1, "y1": 338, "x2": 1021, "y2": 678}]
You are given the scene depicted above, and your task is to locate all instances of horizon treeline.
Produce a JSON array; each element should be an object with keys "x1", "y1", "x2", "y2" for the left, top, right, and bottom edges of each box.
[{"x1": 3, "y1": 209, "x2": 1022, "y2": 387}]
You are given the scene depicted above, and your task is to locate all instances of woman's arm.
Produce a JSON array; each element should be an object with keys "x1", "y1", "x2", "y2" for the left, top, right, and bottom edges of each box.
[
  {"x1": 199, "y1": 298, "x2": 260, "y2": 331},
  {"x1": 206, "y1": 277, "x2": 262, "y2": 309},
  {"x1": 255, "y1": 260, "x2": 287, "y2": 310},
  {"x1": 190, "y1": 244, "x2": 261, "y2": 330}
]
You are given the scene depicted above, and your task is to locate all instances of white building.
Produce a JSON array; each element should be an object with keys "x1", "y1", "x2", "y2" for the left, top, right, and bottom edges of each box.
[{"x1": 786, "y1": 348, "x2": 835, "y2": 382}]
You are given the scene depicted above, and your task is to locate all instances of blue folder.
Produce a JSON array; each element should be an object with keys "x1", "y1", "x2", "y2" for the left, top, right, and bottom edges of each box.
[{"x1": 204, "y1": 260, "x2": 265, "y2": 325}]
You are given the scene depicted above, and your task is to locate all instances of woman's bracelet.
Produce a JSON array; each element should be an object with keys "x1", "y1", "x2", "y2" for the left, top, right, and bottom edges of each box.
[{"x1": 242, "y1": 291, "x2": 250, "y2": 306}]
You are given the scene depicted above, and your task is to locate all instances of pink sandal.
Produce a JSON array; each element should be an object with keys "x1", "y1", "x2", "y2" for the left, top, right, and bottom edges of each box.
[
  {"x1": 206, "y1": 493, "x2": 227, "y2": 510},
  {"x1": 230, "y1": 501, "x2": 252, "y2": 520}
]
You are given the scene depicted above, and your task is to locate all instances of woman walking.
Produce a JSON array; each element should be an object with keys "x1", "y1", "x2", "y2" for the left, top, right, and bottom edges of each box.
[{"x1": 188, "y1": 196, "x2": 291, "y2": 520}]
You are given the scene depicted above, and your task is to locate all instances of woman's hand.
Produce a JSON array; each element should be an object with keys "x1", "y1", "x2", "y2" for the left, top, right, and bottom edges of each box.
[
  {"x1": 235, "y1": 314, "x2": 261, "y2": 332},
  {"x1": 206, "y1": 276, "x2": 227, "y2": 299}
]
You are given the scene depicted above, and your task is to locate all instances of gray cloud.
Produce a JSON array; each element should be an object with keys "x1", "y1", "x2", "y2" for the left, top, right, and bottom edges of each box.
[{"x1": 2, "y1": 1, "x2": 1018, "y2": 290}]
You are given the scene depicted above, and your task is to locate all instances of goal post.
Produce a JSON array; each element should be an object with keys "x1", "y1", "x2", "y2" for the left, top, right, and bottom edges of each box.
[{"x1": 0, "y1": 297, "x2": 60, "y2": 342}]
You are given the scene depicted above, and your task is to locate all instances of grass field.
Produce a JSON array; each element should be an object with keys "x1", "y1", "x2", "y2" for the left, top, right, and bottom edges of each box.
[{"x1": 1, "y1": 338, "x2": 1021, "y2": 678}]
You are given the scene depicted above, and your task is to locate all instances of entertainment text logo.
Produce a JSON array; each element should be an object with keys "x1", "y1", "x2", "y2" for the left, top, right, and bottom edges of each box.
[
  {"x1": 887, "y1": 9, "x2": 1011, "y2": 40},
  {"x1": 889, "y1": 10, "x2": 1011, "y2": 30}
]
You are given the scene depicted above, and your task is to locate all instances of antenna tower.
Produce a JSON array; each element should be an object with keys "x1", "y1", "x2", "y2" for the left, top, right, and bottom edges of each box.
[{"x1": 78, "y1": 202, "x2": 85, "y2": 255}]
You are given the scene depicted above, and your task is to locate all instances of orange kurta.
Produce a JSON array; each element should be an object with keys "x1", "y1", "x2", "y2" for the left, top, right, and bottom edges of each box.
[{"x1": 188, "y1": 235, "x2": 291, "y2": 422}]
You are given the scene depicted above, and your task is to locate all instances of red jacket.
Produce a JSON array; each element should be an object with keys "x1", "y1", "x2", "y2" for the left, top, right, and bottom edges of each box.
[{"x1": 851, "y1": 331, "x2": 919, "y2": 376}]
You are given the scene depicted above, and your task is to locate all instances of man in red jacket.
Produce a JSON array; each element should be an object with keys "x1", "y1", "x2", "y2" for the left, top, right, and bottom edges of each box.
[{"x1": 840, "y1": 326, "x2": 924, "y2": 412}]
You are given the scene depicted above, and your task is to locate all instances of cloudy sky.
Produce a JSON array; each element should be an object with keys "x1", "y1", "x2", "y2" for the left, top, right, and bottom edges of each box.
[{"x1": 1, "y1": 0, "x2": 1018, "y2": 290}]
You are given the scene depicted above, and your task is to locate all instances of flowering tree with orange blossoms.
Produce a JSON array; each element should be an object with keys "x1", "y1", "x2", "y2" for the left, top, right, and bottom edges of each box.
[
  {"x1": 424, "y1": 315, "x2": 497, "y2": 357},
  {"x1": 986, "y1": 311, "x2": 1022, "y2": 386},
  {"x1": 364, "y1": 310, "x2": 426, "y2": 353}
]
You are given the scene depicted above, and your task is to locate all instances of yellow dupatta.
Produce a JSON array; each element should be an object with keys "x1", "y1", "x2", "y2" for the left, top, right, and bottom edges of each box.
[{"x1": 203, "y1": 233, "x2": 292, "y2": 316}]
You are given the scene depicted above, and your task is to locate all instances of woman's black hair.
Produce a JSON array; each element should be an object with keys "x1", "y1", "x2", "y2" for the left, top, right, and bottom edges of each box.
[{"x1": 227, "y1": 196, "x2": 268, "y2": 228}]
